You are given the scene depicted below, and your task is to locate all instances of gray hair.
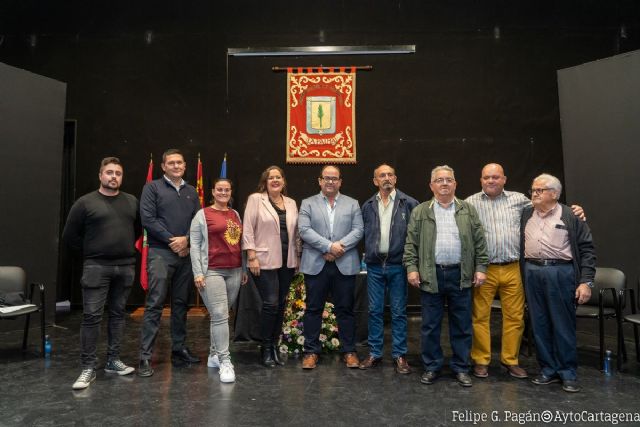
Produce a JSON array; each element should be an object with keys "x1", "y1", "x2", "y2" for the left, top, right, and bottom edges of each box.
[
  {"x1": 430, "y1": 165, "x2": 455, "y2": 182},
  {"x1": 533, "y1": 173, "x2": 562, "y2": 197}
]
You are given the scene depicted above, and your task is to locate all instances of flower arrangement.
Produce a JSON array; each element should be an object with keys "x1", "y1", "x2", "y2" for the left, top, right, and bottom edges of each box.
[{"x1": 279, "y1": 273, "x2": 340, "y2": 355}]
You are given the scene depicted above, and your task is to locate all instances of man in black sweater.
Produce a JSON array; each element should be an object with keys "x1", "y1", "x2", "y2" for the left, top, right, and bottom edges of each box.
[
  {"x1": 63, "y1": 157, "x2": 140, "y2": 390},
  {"x1": 137, "y1": 148, "x2": 201, "y2": 377}
]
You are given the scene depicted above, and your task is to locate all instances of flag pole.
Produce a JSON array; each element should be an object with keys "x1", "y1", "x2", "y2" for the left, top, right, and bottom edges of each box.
[{"x1": 189, "y1": 153, "x2": 207, "y2": 317}]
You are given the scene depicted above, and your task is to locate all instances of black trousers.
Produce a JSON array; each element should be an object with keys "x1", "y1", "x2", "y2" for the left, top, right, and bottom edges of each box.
[
  {"x1": 252, "y1": 266, "x2": 295, "y2": 346},
  {"x1": 303, "y1": 262, "x2": 356, "y2": 354}
]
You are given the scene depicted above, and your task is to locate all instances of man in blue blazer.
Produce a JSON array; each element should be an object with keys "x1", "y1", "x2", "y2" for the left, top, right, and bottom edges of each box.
[{"x1": 298, "y1": 165, "x2": 364, "y2": 369}]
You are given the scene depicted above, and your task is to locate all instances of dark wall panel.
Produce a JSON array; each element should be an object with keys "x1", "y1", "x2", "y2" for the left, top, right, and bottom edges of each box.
[
  {"x1": 0, "y1": 62, "x2": 66, "y2": 327},
  {"x1": 558, "y1": 49, "x2": 640, "y2": 287}
]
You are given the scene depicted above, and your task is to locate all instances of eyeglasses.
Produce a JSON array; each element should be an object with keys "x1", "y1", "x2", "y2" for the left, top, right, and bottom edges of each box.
[
  {"x1": 529, "y1": 188, "x2": 552, "y2": 195},
  {"x1": 321, "y1": 176, "x2": 341, "y2": 183},
  {"x1": 432, "y1": 177, "x2": 454, "y2": 184}
]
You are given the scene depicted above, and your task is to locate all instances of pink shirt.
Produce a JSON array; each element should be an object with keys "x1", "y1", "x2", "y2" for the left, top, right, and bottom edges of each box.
[{"x1": 524, "y1": 203, "x2": 572, "y2": 260}]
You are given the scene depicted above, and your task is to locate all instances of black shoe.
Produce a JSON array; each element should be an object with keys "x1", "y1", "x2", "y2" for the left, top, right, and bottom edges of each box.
[
  {"x1": 261, "y1": 346, "x2": 276, "y2": 368},
  {"x1": 531, "y1": 374, "x2": 561, "y2": 385},
  {"x1": 271, "y1": 346, "x2": 285, "y2": 366},
  {"x1": 137, "y1": 359, "x2": 154, "y2": 377},
  {"x1": 172, "y1": 348, "x2": 200, "y2": 364},
  {"x1": 420, "y1": 371, "x2": 439, "y2": 385},
  {"x1": 562, "y1": 380, "x2": 581, "y2": 393},
  {"x1": 456, "y1": 372, "x2": 473, "y2": 387}
]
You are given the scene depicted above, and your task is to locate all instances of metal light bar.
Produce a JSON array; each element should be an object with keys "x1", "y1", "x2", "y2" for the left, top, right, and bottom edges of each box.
[{"x1": 227, "y1": 45, "x2": 416, "y2": 57}]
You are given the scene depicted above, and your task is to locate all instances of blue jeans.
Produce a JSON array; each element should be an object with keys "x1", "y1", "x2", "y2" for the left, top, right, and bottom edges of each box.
[
  {"x1": 366, "y1": 263, "x2": 408, "y2": 358},
  {"x1": 420, "y1": 265, "x2": 472, "y2": 373},
  {"x1": 139, "y1": 247, "x2": 194, "y2": 359},
  {"x1": 524, "y1": 262, "x2": 577, "y2": 380},
  {"x1": 80, "y1": 262, "x2": 135, "y2": 369}
]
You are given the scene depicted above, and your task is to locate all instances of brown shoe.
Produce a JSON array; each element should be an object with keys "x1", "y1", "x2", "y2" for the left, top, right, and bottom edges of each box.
[
  {"x1": 394, "y1": 356, "x2": 411, "y2": 374},
  {"x1": 473, "y1": 364, "x2": 489, "y2": 378},
  {"x1": 359, "y1": 354, "x2": 382, "y2": 370},
  {"x1": 343, "y1": 352, "x2": 360, "y2": 368},
  {"x1": 503, "y1": 364, "x2": 528, "y2": 379},
  {"x1": 302, "y1": 353, "x2": 319, "y2": 369}
]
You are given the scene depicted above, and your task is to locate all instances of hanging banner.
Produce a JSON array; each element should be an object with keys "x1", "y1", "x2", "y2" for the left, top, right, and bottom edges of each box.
[{"x1": 286, "y1": 67, "x2": 356, "y2": 164}]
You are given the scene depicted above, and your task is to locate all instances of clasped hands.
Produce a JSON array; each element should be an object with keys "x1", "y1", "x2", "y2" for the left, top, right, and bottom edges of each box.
[
  {"x1": 323, "y1": 241, "x2": 345, "y2": 262},
  {"x1": 169, "y1": 236, "x2": 189, "y2": 257}
]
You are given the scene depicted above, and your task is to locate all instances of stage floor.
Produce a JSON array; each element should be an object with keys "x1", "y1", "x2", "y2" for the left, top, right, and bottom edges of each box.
[{"x1": 1, "y1": 311, "x2": 640, "y2": 426}]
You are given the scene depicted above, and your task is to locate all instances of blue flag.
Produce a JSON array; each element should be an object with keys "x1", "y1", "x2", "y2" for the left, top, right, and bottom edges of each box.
[{"x1": 220, "y1": 153, "x2": 227, "y2": 178}]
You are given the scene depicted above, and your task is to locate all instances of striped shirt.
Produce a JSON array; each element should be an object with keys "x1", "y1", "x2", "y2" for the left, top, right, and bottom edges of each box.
[
  {"x1": 465, "y1": 190, "x2": 530, "y2": 263},
  {"x1": 433, "y1": 200, "x2": 461, "y2": 265}
]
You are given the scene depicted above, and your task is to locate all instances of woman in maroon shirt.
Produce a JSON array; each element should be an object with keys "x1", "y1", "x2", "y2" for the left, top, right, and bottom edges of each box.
[{"x1": 190, "y1": 178, "x2": 247, "y2": 383}]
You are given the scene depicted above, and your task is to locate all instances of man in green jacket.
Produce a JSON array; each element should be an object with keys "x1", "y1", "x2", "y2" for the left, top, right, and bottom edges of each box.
[{"x1": 403, "y1": 165, "x2": 489, "y2": 387}]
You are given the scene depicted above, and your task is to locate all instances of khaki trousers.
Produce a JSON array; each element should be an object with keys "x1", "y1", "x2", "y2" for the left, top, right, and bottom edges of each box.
[{"x1": 471, "y1": 262, "x2": 525, "y2": 366}]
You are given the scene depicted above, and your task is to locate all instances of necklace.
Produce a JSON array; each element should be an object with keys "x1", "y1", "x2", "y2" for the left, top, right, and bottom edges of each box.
[{"x1": 269, "y1": 195, "x2": 284, "y2": 206}]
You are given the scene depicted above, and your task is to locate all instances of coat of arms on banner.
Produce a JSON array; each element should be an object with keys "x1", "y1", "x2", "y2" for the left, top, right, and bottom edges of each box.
[{"x1": 286, "y1": 69, "x2": 356, "y2": 164}]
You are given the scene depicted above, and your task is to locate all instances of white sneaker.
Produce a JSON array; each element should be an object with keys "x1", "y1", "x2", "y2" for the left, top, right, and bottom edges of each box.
[
  {"x1": 104, "y1": 359, "x2": 135, "y2": 376},
  {"x1": 219, "y1": 360, "x2": 235, "y2": 383},
  {"x1": 72, "y1": 368, "x2": 96, "y2": 390},
  {"x1": 207, "y1": 354, "x2": 220, "y2": 368}
]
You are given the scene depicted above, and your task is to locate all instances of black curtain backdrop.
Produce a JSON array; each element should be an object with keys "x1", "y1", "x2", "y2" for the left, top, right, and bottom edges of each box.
[{"x1": 0, "y1": 1, "x2": 638, "y2": 305}]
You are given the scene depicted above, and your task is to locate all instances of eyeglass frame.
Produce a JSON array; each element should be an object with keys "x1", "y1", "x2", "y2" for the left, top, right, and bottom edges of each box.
[
  {"x1": 320, "y1": 176, "x2": 341, "y2": 183},
  {"x1": 528, "y1": 187, "x2": 553, "y2": 195},
  {"x1": 432, "y1": 177, "x2": 455, "y2": 184}
]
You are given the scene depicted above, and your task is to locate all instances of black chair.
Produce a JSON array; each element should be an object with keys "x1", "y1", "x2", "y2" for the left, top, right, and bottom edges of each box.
[
  {"x1": 491, "y1": 297, "x2": 534, "y2": 357},
  {"x1": 0, "y1": 266, "x2": 46, "y2": 355},
  {"x1": 575, "y1": 267, "x2": 625, "y2": 371},
  {"x1": 619, "y1": 278, "x2": 640, "y2": 365}
]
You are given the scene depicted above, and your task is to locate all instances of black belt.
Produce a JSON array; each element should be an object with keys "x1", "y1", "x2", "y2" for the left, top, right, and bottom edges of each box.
[
  {"x1": 435, "y1": 263, "x2": 460, "y2": 269},
  {"x1": 525, "y1": 258, "x2": 572, "y2": 266},
  {"x1": 490, "y1": 260, "x2": 519, "y2": 266}
]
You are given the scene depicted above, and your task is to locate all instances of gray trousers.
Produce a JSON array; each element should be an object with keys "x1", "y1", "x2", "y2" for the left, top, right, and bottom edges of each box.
[
  {"x1": 199, "y1": 268, "x2": 243, "y2": 362},
  {"x1": 139, "y1": 247, "x2": 194, "y2": 360}
]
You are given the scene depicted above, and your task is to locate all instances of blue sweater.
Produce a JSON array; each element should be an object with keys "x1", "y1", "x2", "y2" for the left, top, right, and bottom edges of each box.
[{"x1": 140, "y1": 177, "x2": 200, "y2": 249}]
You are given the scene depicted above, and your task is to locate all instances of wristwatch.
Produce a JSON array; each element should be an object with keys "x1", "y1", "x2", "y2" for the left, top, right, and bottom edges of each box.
[{"x1": 585, "y1": 281, "x2": 594, "y2": 289}]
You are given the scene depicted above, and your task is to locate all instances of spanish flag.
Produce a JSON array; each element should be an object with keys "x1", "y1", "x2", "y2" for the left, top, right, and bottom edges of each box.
[
  {"x1": 196, "y1": 153, "x2": 204, "y2": 208},
  {"x1": 135, "y1": 155, "x2": 153, "y2": 291}
]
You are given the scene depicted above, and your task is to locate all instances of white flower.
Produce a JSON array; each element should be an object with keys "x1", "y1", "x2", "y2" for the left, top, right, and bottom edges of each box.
[
  {"x1": 319, "y1": 334, "x2": 327, "y2": 342},
  {"x1": 331, "y1": 338, "x2": 340, "y2": 347},
  {"x1": 279, "y1": 345, "x2": 289, "y2": 354},
  {"x1": 296, "y1": 336, "x2": 305, "y2": 345},
  {"x1": 283, "y1": 327, "x2": 291, "y2": 334}
]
